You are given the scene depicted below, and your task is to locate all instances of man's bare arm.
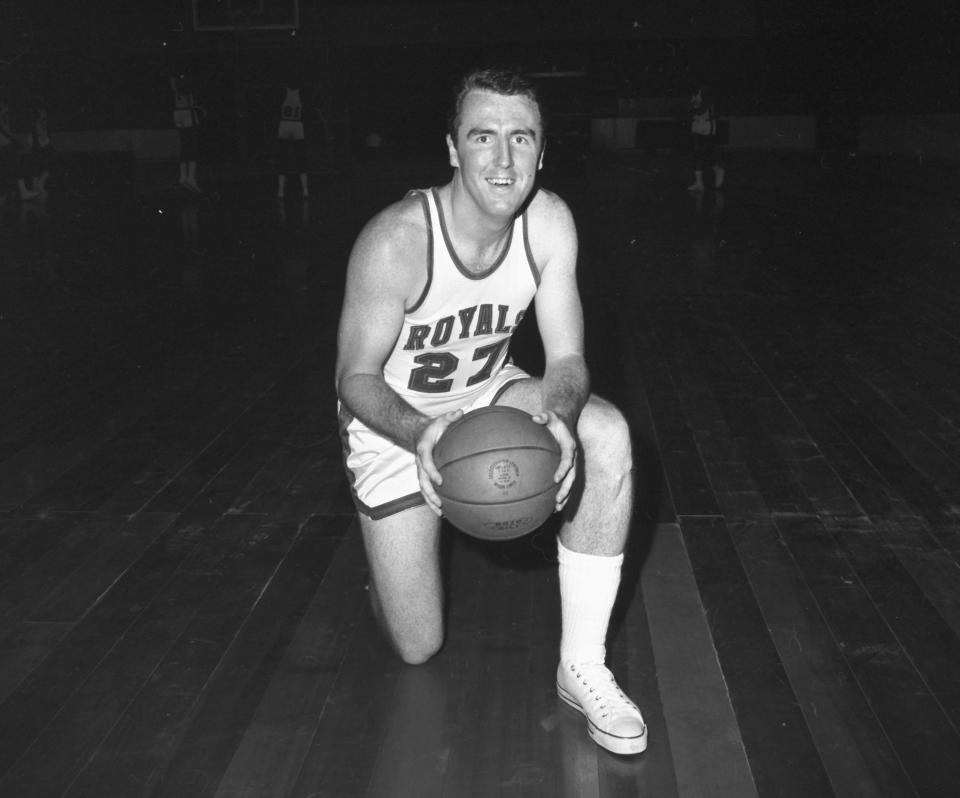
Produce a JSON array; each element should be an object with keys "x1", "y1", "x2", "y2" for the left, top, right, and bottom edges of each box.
[
  {"x1": 335, "y1": 201, "x2": 433, "y2": 450},
  {"x1": 532, "y1": 191, "x2": 590, "y2": 426},
  {"x1": 334, "y1": 201, "x2": 461, "y2": 514},
  {"x1": 525, "y1": 190, "x2": 590, "y2": 505}
]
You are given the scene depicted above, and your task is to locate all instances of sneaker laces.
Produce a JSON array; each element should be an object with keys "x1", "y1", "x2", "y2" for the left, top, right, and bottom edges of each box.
[{"x1": 566, "y1": 662, "x2": 639, "y2": 721}]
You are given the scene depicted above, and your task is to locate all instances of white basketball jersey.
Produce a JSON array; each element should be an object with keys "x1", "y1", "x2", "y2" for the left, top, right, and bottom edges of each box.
[
  {"x1": 382, "y1": 188, "x2": 540, "y2": 414},
  {"x1": 280, "y1": 88, "x2": 302, "y2": 121}
]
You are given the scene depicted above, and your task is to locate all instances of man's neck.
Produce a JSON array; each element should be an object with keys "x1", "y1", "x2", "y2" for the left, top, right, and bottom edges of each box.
[
  {"x1": 445, "y1": 180, "x2": 514, "y2": 241},
  {"x1": 442, "y1": 182, "x2": 515, "y2": 273}
]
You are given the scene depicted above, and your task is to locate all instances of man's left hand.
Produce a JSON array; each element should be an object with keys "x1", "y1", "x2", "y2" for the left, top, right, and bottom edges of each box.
[{"x1": 530, "y1": 410, "x2": 577, "y2": 510}]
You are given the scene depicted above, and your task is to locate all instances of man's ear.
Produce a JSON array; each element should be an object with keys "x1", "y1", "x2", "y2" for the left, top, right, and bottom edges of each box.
[
  {"x1": 446, "y1": 134, "x2": 459, "y2": 168},
  {"x1": 538, "y1": 142, "x2": 545, "y2": 171}
]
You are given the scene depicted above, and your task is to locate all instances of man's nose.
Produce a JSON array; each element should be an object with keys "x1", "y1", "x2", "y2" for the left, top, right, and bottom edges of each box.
[{"x1": 496, "y1": 138, "x2": 513, "y2": 168}]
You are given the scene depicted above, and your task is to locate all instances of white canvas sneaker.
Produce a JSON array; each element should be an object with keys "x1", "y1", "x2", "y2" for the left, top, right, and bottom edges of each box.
[{"x1": 556, "y1": 661, "x2": 647, "y2": 755}]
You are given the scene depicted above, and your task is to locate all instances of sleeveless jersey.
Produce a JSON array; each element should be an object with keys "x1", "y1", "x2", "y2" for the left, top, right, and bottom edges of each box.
[
  {"x1": 381, "y1": 187, "x2": 540, "y2": 414},
  {"x1": 278, "y1": 89, "x2": 305, "y2": 139},
  {"x1": 173, "y1": 92, "x2": 196, "y2": 128},
  {"x1": 280, "y1": 89, "x2": 302, "y2": 121},
  {"x1": 690, "y1": 91, "x2": 715, "y2": 136}
]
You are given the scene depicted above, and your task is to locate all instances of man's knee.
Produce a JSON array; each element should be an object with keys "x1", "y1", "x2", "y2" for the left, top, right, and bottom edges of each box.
[
  {"x1": 360, "y1": 505, "x2": 445, "y2": 664},
  {"x1": 366, "y1": 567, "x2": 445, "y2": 665},
  {"x1": 392, "y1": 624, "x2": 444, "y2": 665},
  {"x1": 578, "y1": 396, "x2": 632, "y2": 472}
]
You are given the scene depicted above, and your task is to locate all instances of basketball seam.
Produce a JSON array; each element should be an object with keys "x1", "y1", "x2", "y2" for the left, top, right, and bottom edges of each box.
[
  {"x1": 439, "y1": 483, "x2": 559, "y2": 507},
  {"x1": 436, "y1": 444, "x2": 559, "y2": 468}
]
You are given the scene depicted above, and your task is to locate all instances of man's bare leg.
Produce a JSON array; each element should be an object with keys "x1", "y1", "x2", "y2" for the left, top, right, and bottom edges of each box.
[
  {"x1": 496, "y1": 381, "x2": 646, "y2": 754},
  {"x1": 495, "y1": 380, "x2": 633, "y2": 555},
  {"x1": 359, "y1": 504, "x2": 445, "y2": 664}
]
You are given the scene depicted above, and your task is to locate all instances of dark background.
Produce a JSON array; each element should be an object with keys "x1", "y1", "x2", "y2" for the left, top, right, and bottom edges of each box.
[{"x1": 1, "y1": 0, "x2": 957, "y2": 161}]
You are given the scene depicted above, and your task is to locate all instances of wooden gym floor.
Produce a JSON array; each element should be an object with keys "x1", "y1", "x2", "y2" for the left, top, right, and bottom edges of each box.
[{"x1": 1, "y1": 147, "x2": 959, "y2": 797}]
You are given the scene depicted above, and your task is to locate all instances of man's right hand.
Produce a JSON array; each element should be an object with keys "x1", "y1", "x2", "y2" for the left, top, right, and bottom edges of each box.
[{"x1": 415, "y1": 409, "x2": 464, "y2": 516}]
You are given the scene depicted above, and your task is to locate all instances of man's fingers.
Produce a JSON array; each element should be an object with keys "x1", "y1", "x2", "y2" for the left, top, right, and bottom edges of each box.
[
  {"x1": 554, "y1": 463, "x2": 577, "y2": 510},
  {"x1": 415, "y1": 408, "x2": 464, "y2": 517},
  {"x1": 554, "y1": 444, "x2": 576, "y2": 483}
]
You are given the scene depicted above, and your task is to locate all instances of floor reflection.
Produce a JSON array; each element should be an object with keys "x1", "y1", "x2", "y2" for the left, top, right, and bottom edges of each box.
[{"x1": 366, "y1": 662, "x2": 449, "y2": 798}]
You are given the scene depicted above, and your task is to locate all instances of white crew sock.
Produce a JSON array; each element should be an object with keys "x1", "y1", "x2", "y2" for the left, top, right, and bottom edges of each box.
[{"x1": 557, "y1": 538, "x2": 624, "y2": 666}]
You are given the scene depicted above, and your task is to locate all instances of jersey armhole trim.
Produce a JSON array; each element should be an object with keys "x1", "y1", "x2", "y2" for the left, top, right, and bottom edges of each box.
[
  {"x1": 521, "y1": 209, "x2": 541, "y2": 288},
  {"x1": 405, "y1": 189, "x2": 434, "y2": 314}
]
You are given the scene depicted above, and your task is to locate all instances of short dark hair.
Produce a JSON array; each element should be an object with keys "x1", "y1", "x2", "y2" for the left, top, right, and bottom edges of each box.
[{"x1": 447, "y1": 67, "x2": 546, "y2": 142}]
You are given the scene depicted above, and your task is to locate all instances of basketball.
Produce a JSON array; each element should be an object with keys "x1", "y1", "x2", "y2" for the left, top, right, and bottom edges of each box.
[{"x1": 433, "y1": 405, "x2": 561, "y2": 541}]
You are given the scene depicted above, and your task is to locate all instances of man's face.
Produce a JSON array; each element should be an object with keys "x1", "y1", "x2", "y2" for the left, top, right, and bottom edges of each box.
[{"x1": 446, "y1": 89, "x2": 544, "y2": 219}]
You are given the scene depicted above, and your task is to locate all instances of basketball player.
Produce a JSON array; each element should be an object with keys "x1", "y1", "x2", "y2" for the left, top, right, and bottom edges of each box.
[
  {"x1": 335, "y1": 68, "x2": 646, "y2": 755},
  {"x1": 0, "y1": 100, "x2": 41, "y2": 202},
  {"x1": 277, "y1": 81, "x2": 309, "y2": 199},
  {"x1": 27, "y1": 107, "x2": 53, "y2": 197},
  {"x1": 171, "y1": 72, "x2": 202, "y2": 194},
  {"x1": 687, "y1": 84, "x2": 725, "y2": 192}
]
